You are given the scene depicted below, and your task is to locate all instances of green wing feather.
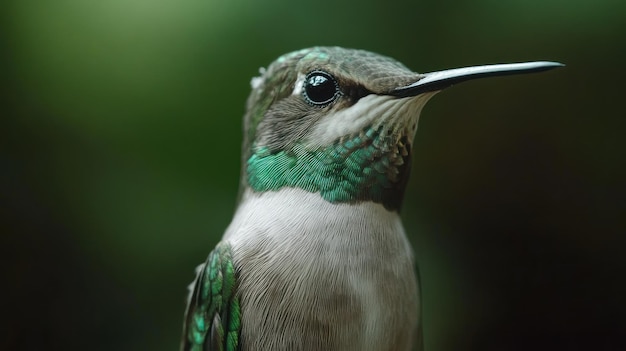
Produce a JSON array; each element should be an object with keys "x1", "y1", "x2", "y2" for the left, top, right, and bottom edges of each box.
[{"x1": 181, "y1": 242, "x2": 241, "y2": 351}]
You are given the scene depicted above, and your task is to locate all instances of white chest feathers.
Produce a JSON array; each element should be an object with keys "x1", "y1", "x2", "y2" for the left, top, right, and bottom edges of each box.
[{"x1": 222, "y1": 188, "x2": 420, "y2": 351}]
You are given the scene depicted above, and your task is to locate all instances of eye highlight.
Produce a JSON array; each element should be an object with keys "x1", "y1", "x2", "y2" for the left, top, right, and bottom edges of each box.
[{"x1": 303, "y1": 70, "x2": 341, "y2": 106}]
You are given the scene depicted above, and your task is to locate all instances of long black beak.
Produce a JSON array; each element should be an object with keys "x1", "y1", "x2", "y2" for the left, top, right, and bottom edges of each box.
[{"x1": 391, "y1": 61, "x2": 564, "y2": 98}]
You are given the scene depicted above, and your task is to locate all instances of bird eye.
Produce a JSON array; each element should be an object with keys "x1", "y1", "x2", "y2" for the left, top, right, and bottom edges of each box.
[{"x1": 303, "y1": 70, "x2": 341, "y2": 106}]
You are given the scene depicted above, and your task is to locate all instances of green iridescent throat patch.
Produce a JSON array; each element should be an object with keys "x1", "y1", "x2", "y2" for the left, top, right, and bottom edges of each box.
[{"x1": 247, "y1": 126, "x2": 411, "y2": 211}]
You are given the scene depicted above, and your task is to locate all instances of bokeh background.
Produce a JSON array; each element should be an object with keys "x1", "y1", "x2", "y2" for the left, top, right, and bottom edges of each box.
[{"x1": 3, "y1": 0, "x2": 624, "y2": 350}]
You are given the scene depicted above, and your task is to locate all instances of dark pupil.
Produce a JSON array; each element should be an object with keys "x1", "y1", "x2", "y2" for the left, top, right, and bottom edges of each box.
[{"x1": 306, "y1": 74, "x2": 336, "y2": 104}]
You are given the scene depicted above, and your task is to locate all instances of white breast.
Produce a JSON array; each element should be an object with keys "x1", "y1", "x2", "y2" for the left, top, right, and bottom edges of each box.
[{"x1": 222, "y1": 188, "x2": 419, "y2": 351}]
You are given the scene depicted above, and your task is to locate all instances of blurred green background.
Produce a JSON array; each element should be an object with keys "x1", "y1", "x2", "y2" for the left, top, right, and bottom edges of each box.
[{"x1": 3, "y1": 0, "x2": 624, "y2": 350}]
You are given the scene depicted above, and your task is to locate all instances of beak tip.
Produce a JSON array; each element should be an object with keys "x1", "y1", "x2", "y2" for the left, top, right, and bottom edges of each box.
[{"x1": 533, "y1": 61, "x2": 566, "y2": 70}]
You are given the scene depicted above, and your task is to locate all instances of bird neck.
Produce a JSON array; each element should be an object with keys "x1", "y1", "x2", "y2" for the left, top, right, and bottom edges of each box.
[
  {"x1": 225, "y1": 188, "x2": 410, "y2": 257},
  {"x1": 245, "y1": 125, "x2": 412, "y2": 211}
]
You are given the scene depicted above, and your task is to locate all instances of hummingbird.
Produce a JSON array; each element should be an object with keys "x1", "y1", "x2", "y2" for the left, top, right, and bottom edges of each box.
[{"x1": 180, "y1": 47, "x2": 562, "y2": 351}]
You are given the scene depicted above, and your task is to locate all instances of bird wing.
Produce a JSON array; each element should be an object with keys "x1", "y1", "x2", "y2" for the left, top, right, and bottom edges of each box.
[{"x1": 181, "y1": 241, "x2": 241, "y2": 351}]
